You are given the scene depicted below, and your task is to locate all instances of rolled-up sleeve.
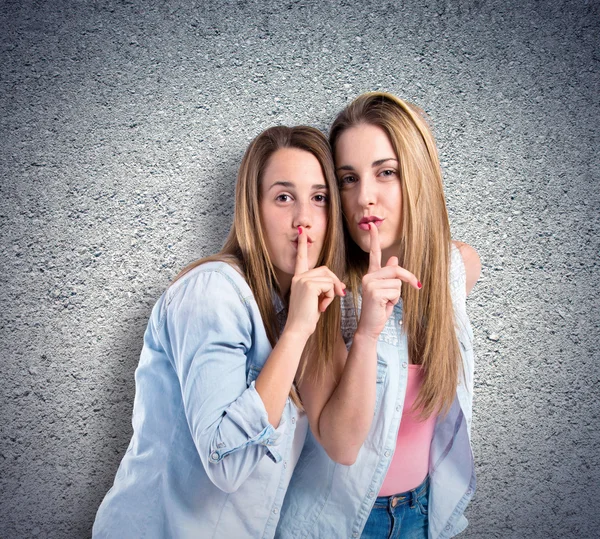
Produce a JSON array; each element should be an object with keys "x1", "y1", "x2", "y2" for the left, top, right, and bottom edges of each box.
[{"x1": 158, "y1": 268, "x2": 286, "y2": 493}]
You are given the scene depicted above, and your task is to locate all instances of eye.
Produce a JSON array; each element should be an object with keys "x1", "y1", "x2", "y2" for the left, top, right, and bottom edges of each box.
[
  {"x1": 275, "y1": 193, "x2": 292, "y2": 203},
  {"x1": 313, "y1": 193, "x2": 329, "y2": 204},
  {"x1": 338, "y1": 175, "x2": 358, "y2": 188},
  {"x1": 380, "y1": 169, "x2": 398, "y2": 179}
]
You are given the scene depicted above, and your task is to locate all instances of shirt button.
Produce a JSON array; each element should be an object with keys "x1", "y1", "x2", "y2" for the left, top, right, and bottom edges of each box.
[
  {"x1": 291, "y1": 417, "x2": 296, "y2": 424},
  {"x1": 396, "y1": 405, "x2": 401, "y2": 412},
  {"x1": 283, "y1": 461, "x2": 288, "y2": 469},
  {"x1": 272, "y1": 507, "x2": 279, "y2": 515},
  {"x1": 368, "y1": 490, "x2": 374, "y2": 498},
  {"x1": 353, "y1": 533, "x2": 359, "y2": 538},
  {"x1": 402, "y1": 361, "x2": 408, "y2": 368},
  {"x1": 467, "y1": 488, "x2": 472, "y2": 495},
  {"x1": 384, "y1": 450, "x2": 391, "y2": 458},
  {"x1": 210, "y1": 452, "x2": 219, "y2": 461},
  {"x1": 445, "y1": 525, "x2": 451, "y2": 531},
  {"x1": 398, "y1": 319, "x2": 403, "y2": 326}
]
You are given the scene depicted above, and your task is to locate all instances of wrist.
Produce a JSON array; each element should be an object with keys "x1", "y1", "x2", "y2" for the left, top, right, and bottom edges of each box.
[
  {"x1": 280, "y1": 324, "x2": 313, "y2": 345},
  {"x1": 352, "y1": 329, "x2": 380, "y2": 347}
]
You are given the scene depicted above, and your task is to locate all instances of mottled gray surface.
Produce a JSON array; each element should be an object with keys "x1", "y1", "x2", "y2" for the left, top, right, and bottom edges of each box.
[{"x1": 1, "y1": 0, "x2": 598, "y2": 537}]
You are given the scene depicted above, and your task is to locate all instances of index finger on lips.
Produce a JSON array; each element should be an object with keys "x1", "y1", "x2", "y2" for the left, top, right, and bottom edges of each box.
[
  {"x1": 294, "y1": 226, "x2": 309, "y2": 275},
  {"x1": 368, "y1": 223, "x2": 382, "y2": 273}
]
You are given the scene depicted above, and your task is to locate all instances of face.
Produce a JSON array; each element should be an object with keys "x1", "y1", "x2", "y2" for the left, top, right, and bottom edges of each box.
[
  {"x1": 335, "y1": 123, "x2": 402, "y2": 262},
  {"x1": 259, "y1": 147, "x2": 329, "y2": 293}
]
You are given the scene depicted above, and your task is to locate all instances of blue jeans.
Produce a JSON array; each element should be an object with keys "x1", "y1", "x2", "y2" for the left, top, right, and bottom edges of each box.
[{"x1": 361, "y1": 476, "x2": 429, "y2": 539}]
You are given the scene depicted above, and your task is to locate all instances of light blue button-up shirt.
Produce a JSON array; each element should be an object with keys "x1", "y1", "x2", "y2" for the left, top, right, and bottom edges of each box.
[
  {"x1": 277, "y1": 245, "x2": 476, "y2": 539},
  {"x1": 93, "y1": 261, "x2": 302, "y2": 539}
]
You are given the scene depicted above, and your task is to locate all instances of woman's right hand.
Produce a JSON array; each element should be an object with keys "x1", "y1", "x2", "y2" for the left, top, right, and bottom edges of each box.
[
  {"x1": 357, "y1": 224, "x2": 421, "y2": 340},
  {"x1": 285, "y1": 226, "x2": 345, "y2": 339}
]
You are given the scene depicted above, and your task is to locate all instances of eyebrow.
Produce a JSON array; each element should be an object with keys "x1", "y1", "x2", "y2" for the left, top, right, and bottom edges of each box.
[
  {"x1": 335, "y1": 158, "x2": 398, "y2": 172},
  {"x1": 267, "y1": 181, "x2": 328, "y2": 190}
]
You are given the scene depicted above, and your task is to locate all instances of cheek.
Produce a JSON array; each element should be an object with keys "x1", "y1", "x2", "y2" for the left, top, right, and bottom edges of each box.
[
  {"x1": 341, "y1": 193, "x2": 356, "y2": 217},
  {"x1": 315, "y1": 209, "x2": 329, "y2": 237}
]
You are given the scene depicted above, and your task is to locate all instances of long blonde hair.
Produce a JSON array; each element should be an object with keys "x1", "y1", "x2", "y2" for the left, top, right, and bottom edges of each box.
[
  {"x1": 330, "y1": 92, "x2": 460, "y2": 418},
  {"x1": 173, "y1": 126, "x2": 345, "y2": 406}
]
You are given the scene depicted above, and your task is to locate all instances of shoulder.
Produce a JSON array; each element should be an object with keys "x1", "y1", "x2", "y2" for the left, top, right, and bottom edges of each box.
[
  {"x1": 170, "y1": 261, "x2": 251, "y2": 299},
  {"x1": 451, "y1": 241, "x2": 481, "y2": 296},
  {"x1": 162, "y1": 261, "x2": 255, "y2": 326}
]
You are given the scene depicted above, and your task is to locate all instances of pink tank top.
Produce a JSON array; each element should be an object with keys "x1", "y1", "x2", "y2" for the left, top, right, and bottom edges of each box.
[{"x1": 379, "y1": 365, "x2": 437, "y2": 496}]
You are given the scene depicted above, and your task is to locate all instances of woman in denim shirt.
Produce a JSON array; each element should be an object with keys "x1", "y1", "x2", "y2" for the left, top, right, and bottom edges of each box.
[
  {"x1": 92, "y1": 126, "x2": 346, "y2": 538},
  {"x1": 277, "y1": 93, "x2": 481, "y2": 538}
]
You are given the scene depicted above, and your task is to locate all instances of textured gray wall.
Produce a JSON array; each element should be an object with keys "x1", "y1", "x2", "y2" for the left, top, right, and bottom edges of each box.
[{"x1": 1, "y1": 0, "x2": 598, "y2": 537}]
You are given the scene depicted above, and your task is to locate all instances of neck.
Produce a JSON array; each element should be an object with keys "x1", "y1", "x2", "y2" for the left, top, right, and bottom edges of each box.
[{"x1": 381, "y1": 242, "x2": 402, "y2": 267}]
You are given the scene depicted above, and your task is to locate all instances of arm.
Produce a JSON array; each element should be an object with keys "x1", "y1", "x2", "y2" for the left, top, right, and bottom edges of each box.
[
  {"x1": 299, "y1": 329, "x2": 378, "y2": 465},
  {"x1": 254, "y1": 225, "x2": 345, "y2": 427},
  {"x1": 452, "y1": 240, "x2": 481, "y2": 295},
  {"x1": 300, "y1": 224, "x2": 421, "y2": 465},
  {"x1": 165, "y1": 237, "x2": 344, "y2": 492},
  {"x1": 163, "y1": 268, "x2": 296, "y2": 493}
]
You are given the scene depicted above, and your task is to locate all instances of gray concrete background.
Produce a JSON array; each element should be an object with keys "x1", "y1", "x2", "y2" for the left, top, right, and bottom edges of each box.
[{"x1": 1, "y1": 0, "x2": 598, "y2": 537}]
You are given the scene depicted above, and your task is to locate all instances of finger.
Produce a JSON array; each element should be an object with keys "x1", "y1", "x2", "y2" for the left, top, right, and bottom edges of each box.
[
  {"x1": 372, "y1": 287, "x2": 402, "y2": 307},
  {"x1": 385, "y1": 256, "x2": 399, "y2": 267},
  {"x1": 294, "y1": 226, "x2": 309, "y2": 275},
  {"x1": 372, "y1": 284, "x2": 403, "y2": 299},
  {"x1": 367, "y1": 223, "x2": 382, "y2": 273},
  {"x1": 367, "y1": 265, "x2": 422, "y2": 290},
  {"x1": 303, "y1": 266, "x2": 347, "y2": 296},
  {"x1": 318, "y1": 289, "x2": 336, "y2": 312}
]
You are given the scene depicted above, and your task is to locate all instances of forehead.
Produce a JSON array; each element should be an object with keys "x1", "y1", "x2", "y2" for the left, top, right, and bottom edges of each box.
[
  {"x1": 335, "y1": 124, "x2": 395, "y2": 165},
  {"x1": 262, "y1": 147, "x2": 325, "y2": 187}
]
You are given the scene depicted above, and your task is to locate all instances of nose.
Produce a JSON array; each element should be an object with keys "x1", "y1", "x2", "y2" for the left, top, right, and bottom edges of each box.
[
  {"x1": 357, "y1": 177, "x2": 376, "y2": 208},
  {"x1": 293, "y1": 200, "x2": 312, "y2": 229}
]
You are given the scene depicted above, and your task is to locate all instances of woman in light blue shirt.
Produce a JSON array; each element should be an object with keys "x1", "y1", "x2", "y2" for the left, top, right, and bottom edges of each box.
[
  {"x1": 277, "y1": 93, "x2": 481, "y2": 538},
  {"x1": 92, "y1": 125, "x2": 346, "y2": 538}
]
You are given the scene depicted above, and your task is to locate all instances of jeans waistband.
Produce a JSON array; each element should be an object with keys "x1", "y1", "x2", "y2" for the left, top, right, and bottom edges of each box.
[{"x1": 373, "y1": 475, "x2": 429, "y2": 508}]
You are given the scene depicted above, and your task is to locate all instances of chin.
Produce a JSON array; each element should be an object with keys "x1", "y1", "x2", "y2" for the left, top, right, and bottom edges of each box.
[{"x1": 351, "y1": 236, "x2": 370, "y2": 254}]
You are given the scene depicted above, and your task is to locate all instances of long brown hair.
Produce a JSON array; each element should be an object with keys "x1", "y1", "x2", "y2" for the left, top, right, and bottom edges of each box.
[
  {"x1": 330, "y1": 92, "x2": 460, "y2": 418},
  {"x1": 173, "y1": 126, "x2": 345, "y2": 406}
]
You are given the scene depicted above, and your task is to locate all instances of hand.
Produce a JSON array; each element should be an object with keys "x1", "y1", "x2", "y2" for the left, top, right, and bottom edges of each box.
[
  {"x1": 357, "y1": 223, "x2": 421, "y2": 340},
  {"x1": 285, "y1": 226, "x2": 346, "y2": 339}
]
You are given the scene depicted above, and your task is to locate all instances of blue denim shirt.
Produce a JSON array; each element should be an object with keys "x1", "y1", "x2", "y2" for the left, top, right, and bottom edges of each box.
[
  {"x1": 93, "y1": 261, "x2": 302, "y2": 539},
  {"x1": 276, "y1": 245, "x2": 476, "y2": 539}
]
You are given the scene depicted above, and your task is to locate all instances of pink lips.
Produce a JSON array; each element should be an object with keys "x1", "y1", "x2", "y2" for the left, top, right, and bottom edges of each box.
[
  {"x1": 293, "y1": 236, "x2": 313, "y2": 248},
  {"x1": 358, "y1": 216, "x2": 383, "y2": 231}
]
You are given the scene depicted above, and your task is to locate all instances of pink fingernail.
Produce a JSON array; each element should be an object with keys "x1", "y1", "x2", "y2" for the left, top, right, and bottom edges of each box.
[
  {"x1": 417, "y1": 281, "x2": 422, "y2": 289},
  {"x1": 298, "y1": 226, "x2": 302, "y2": 235},
  {"x1": 342, "y1": 289, "x2": 346, "y2": 296}
]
